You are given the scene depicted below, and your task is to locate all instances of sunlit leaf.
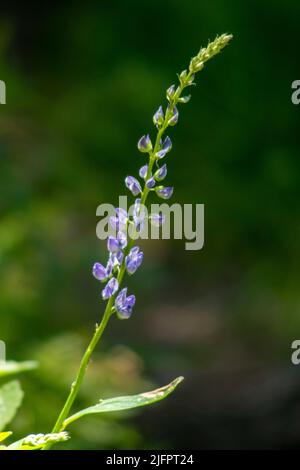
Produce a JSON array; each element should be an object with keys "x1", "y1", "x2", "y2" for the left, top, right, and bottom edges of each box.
[
  {"x1": 7, "y1": 432, "x2": 69, "y2": 450},
  {"x1": 64, "y1": 376, "x2": 184, "y2": 428},
  {"x1": 0, "y1": 361, "x2": 38, "y2": 378},
  {"x1": 0, "y1": 381, "x2": 23, "y2": 432},
  {"x1": 0, "y1": 431, "x2": 12, "y2": 443}
]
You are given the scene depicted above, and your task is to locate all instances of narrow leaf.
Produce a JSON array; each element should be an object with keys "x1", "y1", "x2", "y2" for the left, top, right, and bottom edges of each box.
[
  {"x1": 0, "y1": 361, "x2": 38, "y2": 378},
  {"x1": 64, "y1": 376, "x2": 184, "y2": 428},
  {"x1": 0, "y1": 380, "x2": 23, "y2": 431}
]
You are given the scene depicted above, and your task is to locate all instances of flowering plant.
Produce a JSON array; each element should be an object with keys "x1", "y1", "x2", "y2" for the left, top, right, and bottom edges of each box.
[{"x1": 0, "y1": 34, "x2": 232, "y2": 450}]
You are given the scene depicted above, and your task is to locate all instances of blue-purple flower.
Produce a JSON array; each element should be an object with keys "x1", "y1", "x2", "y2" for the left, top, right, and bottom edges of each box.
[
  {"x1": 132, "y1": 198, "x2": 146, "y2": 232},
  {"x1": 155, "y1": 186, "x2": 174, "y2": 200},
  {"x1": 92, "y1": 262, "x2": 108, "y2": 282},
  {"x1": 153, "y1": 106, "x2": 164, "y2": 127},
  {"x1": 125, "y1": 176, "x2": 142, "y2": 196},
  {"x1": 115, "y1": 288, "x2": 136, "y2": 319},
  {"x1": 109, "y1": 207, "x2": 128, "y2": 232},
  {"x1": 146, "y1": 177, "x2": 156, "y2": 189},
  {"x1": 168, "y1": 106, "x2": 179, "y2": 126},
  {"x1": 102, "y1": 277, "x2": 119, "y2": 300},
  {"x1": 156, "y1": 136, "x2": 172, "y2": 158},
  {"x1": 154, "y1": 164, "x2": 167, "y2": 181},
  {"x1": 125, "y1": 246, "x2": 144, "y2": 275},
  {"x1": 139, "y1": 164, "x2": 148, "y2": 180},
  {"x1": 137, "y1": 134, "x2": 152, "y2": 153},
  {"x1": 107, "y1": 231, "x2": 127, "y2": 253},
  {"x1": 106, "y1": 251, "x2": 123, "y2": 274}
]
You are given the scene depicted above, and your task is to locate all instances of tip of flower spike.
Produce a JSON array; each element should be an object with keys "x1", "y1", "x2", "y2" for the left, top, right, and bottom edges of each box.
[{"x1": 189, "y1": 33, "x2": 233, "y2": 74}]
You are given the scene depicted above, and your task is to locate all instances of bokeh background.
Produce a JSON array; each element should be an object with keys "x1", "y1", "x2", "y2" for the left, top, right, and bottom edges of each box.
[{"x1": 1, "y1": 0, "x2": 300, "y2": 450}]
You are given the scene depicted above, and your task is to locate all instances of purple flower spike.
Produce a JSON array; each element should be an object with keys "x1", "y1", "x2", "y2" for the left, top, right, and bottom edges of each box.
[
  {"x1": 115, "y1": 288, "x2": 136, "y2": 319},
  {"x1": 149, "y1": 213, "x2": 165, "y2": 227},
  {"x1": 153, "y1": 106, "x2": 164, "y2": 127},
  {"x1": 102, "y1": 277, "x2": 119, "y2": 300},
  {"x1": 92, "y1": 262, "x2": 107, "y2": 282},
  {"x1": 125, "y1": 246, "x2": 144, "y2": 275},
  {"x1": 125, "y1": 176, "x2": 142, "y2": 196},
  {"x1": 146, "y1": 177, "x2": 156, "y2": 189},
  {"x1": 156, "y1": 136, "x2": 172, "y2": 158},
  {"x1": 168, "y1": 106, "x2": 179, "y2": 126},
  {"x1": 107, "y1": 231, "x2": 127, "y2": 253},
  {"x1": 154, "y1": 163, "x2": 167, "y2": 181},
  {"x1": 137, "y1": 134, "x2": 152, "y2": 153},
  {"x1": 139, "y1": 164, "x2": 148, "y2": 180},
  {"x1": 155, "y1": 186, "x2": 174, "y2": 200}
]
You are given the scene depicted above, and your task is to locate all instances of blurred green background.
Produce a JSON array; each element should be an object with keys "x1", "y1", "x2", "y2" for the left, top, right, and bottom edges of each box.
[{"x1": 1, "y1": 0, "x2": 300, "y2": 449}]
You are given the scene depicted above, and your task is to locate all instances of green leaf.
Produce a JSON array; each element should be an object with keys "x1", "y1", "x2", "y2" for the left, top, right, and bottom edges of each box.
[
  {"x1": 7, "y1": 432, "x2": 69, "y2": 450},
  {"x1": 64, "y1": 376, "x2": 184, "y2": 429},
  {"x1": 0, "y1": 381, "x2": 24, "y2": 431},
  {"x1": 0, "y1": 361, "x2": 38, "y2": 378}
]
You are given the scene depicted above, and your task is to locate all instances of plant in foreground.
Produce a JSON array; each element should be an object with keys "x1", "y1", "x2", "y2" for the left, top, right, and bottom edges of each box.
[{"x1": 0, "y1": 34, "x2": 232, "y2": 450}]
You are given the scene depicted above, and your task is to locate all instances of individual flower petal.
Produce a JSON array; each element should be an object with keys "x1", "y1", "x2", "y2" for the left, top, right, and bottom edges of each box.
[
  {"x1": 115, "y1": 288, "x2": 136, "y2": 319},
  {"x1": 137, "y1": 134, "x2": 152, "y2": 153},
  {"x1": 155, "y1": 186, "x2": 174, "y2": 200},
  {"x1": 139, "y1": 164, "x2": 148, "y2": 180},
  {"x1": 107, "y1": 232, "x2": 127, "y2": 253},
  {"x1": 149, "y1": 213, "x2": 165, "y2": 226},
  {"x1": 125, "y1": 176, "x2": 142, "y2": 196},
  {"x1": 132, "y1": 198, "x2": 146, "y2": 232},
  {"x1": 125, "y1": 246, "x2": 144, "y2": 275},
  {"x1": 116, "y1": 208, "x2": 128, "y2": 222},
  {"x1": 107, "y1": 236, "x2": 119, "y2": 253},
  {"x1": 109, "y1": 208, "x2": 128, "y2": 232},
  {"x1": 156, "y1": 136, "x2": 172, "y2": 159},
  {"x1": 154, "y1": 163, "x2": 167, "y2": 181},
  {"x1": 146, "y1": 177, "x2": 155, "y2": 189},
  {"x1": 153, "y1": 106, "x2": 164, "y2": 127},
  {"x1": 92, "y1": 262, "x2": 107, "y2": 282},
  {"x1": 168, "y1": 106, "x2": 179, "y2": 126},
  {"x1": 102, "y1": 277, "x2": 119, "y2": 300},
  {"x1": 133, "y1": 198, "x2": 141, "y2": 217},
  {"x1": 109, "y1": 216, "x2": 119, "y2": 231}
]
